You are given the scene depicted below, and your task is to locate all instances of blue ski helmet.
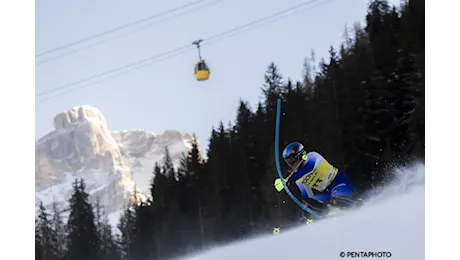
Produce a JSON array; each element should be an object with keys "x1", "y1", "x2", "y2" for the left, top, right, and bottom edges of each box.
[{"x1": 282, "y1": 142, "x2": 307, "y2": 170}]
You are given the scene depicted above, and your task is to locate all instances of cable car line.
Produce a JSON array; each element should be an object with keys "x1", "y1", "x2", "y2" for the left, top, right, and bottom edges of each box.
[
  {"x1": 35, "y1": 0, "x2": 210, "y2": 58},
  {"x1": 36, "y1": 0, "x2": 334, "y2": 102},
  {"x1": 36, "y1": 0, "x2": 224, "y2": 66},
  {"x1": 36, "y1": 44, "x2": 193, "y2": 98},
  {"x1": 37, "y1": 47, "x2": 194, "y2": 103},
  {"x1": 203, "y1": 0, "x2": 334, "y2": 47}
]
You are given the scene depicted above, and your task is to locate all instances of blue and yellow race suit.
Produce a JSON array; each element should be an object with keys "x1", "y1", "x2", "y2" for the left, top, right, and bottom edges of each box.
[{"x1": 292, "y1": 151, "x2": 353, "y2": 204}]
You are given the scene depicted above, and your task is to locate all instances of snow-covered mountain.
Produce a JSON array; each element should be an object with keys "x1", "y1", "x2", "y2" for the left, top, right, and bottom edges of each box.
[
  {"x1": 35, "y1": 105, "x2": 194, "y2": 219},
  {"x1": 112, "y1": 129, "x2": 193, "y2": 194}
]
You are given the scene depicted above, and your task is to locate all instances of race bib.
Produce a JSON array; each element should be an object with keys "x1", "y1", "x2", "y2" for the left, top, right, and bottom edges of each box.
[{"x1": 300, "y1": 170, "x2": 323, "y2": 189}]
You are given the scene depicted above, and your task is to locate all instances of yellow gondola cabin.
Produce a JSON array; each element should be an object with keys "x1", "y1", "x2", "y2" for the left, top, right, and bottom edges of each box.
[{"x1": 195, "y1": 60, "x2": 210, "y2": 81}]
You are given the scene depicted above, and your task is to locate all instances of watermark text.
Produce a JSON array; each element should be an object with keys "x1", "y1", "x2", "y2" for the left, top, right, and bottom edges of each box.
[{"x1": 339, "y1": 251, "x2": 392, "y2": 258}]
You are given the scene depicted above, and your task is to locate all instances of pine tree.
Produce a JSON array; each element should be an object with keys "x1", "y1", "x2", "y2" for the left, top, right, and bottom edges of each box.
[
  {"x1": 161, "y1": 147, "x2": 183, "y2": 257},
  {"x1": 94, "y1": 199, "x2": 121, "y2": 260},
  {"x1": 227, "y1": 116, "x2": 251, "y2": 237},
  {"x1": 51, "y1": 201, "x2": 66, "y2": 259},
  {"x1": 132, "y1": 201, "x2": 156, "y2": 260},
  {"x1": 100, "y1": 216, "x2": 122, "y2": 260},
  {"x1": 201, "y1": 129, "x2": 225, "y2": 242},
  {"x1": 162, "y1": 146, "x2": 175, "y2": 178},
  {"x1": 175, "y1": 159, "x2": 199, "y2": 251},
  {"x1": 37, "y1": 202, "x2": 60, "y2": 260},
  {"x1": 149, "y1": 163, "x2": 166, "y2": 258},
  {"x1": 117, "y1": 204, "x2": 136, "y2": 260},
  {"x1": 35, "y1": 218, "x2": 44, "y2": 260},
  {"x1": 178, "y1": 134, "x2": 210, "y2": 247},
  {"x1": 261, "y1": 62, "x2": 284, "y2": 127},
  {"x1": 66, "y1": 179, "x2": 100, "y2": 260},
  {"x1": 208, "y1": 122, "x2": 236, "y2": 240}
]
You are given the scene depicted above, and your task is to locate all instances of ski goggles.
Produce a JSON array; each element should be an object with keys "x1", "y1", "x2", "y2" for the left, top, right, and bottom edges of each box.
[{"x1": 284, "y1": 150, "x2": 306, "y2": 169}]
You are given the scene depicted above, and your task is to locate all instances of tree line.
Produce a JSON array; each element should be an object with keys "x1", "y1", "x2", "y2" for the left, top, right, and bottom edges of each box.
[{"x1": 35, "y1": 0, "x2": 424, "y2": 259}]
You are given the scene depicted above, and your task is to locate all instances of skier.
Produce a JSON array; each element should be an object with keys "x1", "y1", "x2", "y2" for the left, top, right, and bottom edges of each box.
[{"x1": 278, "y1": 142, "x2": 357, "y2": 216}]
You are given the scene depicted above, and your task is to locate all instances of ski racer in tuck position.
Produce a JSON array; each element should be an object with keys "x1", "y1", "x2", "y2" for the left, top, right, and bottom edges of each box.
[{"x1": 275, "y1": 142, "x2": 358, "y2": 215}]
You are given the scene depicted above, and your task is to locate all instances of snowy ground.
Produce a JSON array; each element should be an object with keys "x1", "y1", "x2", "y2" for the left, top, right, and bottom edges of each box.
[{"x1": 183, "y1": 163, "x2": 425, "y2": 260}]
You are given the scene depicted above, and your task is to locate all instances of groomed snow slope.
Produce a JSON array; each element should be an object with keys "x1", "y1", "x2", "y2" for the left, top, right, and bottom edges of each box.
[{"x1": 184, "y1": 163, "x2": 425, "y2": 260}]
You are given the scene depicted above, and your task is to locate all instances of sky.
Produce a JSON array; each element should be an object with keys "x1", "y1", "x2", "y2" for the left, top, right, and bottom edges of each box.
[{"x1": 35, "y1": 0, "x2": 401, "y2": 151}]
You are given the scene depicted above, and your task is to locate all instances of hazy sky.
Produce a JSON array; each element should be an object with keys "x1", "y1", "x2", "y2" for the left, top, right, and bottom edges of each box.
[{"x1": 35, "y1": 0, "x2": 400, "y2": 150}]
